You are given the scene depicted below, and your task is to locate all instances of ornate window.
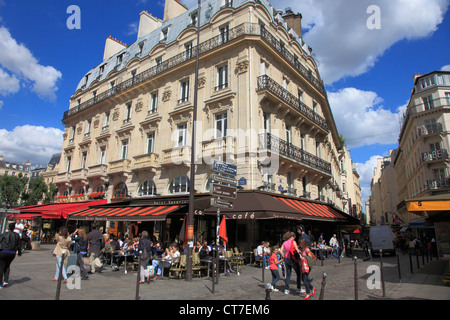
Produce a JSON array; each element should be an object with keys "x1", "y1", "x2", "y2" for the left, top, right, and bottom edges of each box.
[
  {"x1": 169, "y1": 176, "x2": 189, "y2": 194},
  {"x1": 138, "y1": 180, "x2": 157, "y2": 197}
]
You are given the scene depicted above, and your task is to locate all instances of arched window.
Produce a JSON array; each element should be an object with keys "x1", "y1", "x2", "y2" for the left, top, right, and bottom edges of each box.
[
  {"x1": 138, "y1": 180, "x2": 157, "y2": 197},
  {"x1": 95, "y1": 185, "x2": 103, "y2": 193},
  {"x1": 113, "y1": 183, "x2": 128, "y2": 199},
  {"x1": 169, "y1": 176, "x2": 189, "y2": 194}
]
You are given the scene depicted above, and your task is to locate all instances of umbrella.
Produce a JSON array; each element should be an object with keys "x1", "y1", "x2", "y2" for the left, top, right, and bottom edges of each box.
[
  {"x1": 353, "y1": 229, "x2": 361, "y2": 234},
  {"x1": 219, "y1": 216, "x2": 228, "y2": 245}
]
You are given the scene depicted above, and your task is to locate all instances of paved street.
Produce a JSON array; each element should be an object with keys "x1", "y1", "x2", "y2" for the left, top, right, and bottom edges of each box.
[{"x1": 1, "y1": 244, "x2": 449, "y2": 302}]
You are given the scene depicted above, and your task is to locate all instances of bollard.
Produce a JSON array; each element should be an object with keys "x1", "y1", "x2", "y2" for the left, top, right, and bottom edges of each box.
[
  {"x1": 55, "y1": 252, "x2": 66, "y2": 300},
  {"x1": 380, "y1": 249, "x2": 386, "y2": 298},
  {"x1": 416, "y1": 250, "x2": 419, "y2": 269},
  {"x1": 353, "y1": 256, "x2": 358, "y2": 300},
  {"x1": 320, "y1": 248, "x2": 324, "y2": 267},
  {"x1": 135, "y1": 259, "x2": 141, "y2": 300},
  {"x1": 212, "y1": 257, "x2": 216, "y2": 294},
  {"x1": 262, "y1": 258, "x2": 265, "y2": 283},
  {"x1": 426, "y1": 248, "x2": 429, "y2": 263},
  {"x1": 396, "y1": 251, "x2": 402, "y2": 283},
  {"x1": 422, "y1": 249, "x2": 425, "y2": 266},
  {"x1": 409, "y1": 249, "x2": 413, "y2": 273},
  {"x1": 265, "y1": 283, "x2": 272, "y2": 300},
  {"x1": 319, "y1": 272, "x2": 327, "y2": 300}
]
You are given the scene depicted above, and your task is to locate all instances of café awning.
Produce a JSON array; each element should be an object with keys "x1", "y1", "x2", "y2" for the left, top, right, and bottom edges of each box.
[
  {"x1": 205, "y1": 191, "x2": 357, "y2": 223},
  {"x1": 69, "y1": 205, "x2": 185, "y2": 221},
  {"x1": 16, "y1": 200, "x2": 107, "y2": 219}
]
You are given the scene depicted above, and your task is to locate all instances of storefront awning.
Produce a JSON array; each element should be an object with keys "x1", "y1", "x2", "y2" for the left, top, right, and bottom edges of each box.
[
  {"x1": 205, "y1": 191, "x2": 358, "y2": 223},
  {"x1": 16, "y1": 200, "x2": 107, "y2": 219},
  {"x1": 69, "y1": 205, "x2": 185, "y2": 221}
]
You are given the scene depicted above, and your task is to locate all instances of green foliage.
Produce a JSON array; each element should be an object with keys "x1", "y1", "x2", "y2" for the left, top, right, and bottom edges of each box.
[
  {"x1": 0, "y1": 174, "x2": 29, "y2": 206},
  {"x1": 24, "y1": 176, "x2": 49, "y2": 206}
]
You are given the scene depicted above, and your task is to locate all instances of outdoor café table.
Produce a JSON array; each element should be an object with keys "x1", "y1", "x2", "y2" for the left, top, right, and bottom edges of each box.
[
  {"x1": 200, "y1": 258, "x2": 213, "y2": 278},
  {"x1": 231, "y1": 256, "x2": 245, "y2": 275},
  {"x1": 114, "y1": 251, "x2": 135, "y2": 274},
  {"x1": 244, "y1": 251, "x2": 254, "y2": 265},
  {"x1": 152, "y1": 257, "x2": 169, "y2": 279}
]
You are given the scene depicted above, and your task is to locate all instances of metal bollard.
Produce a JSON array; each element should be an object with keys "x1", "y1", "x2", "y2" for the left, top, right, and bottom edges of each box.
[
  {"x1": 380, "y1": 249, "x2": 386, "y2": 298},
  {"x1": 265, "y1": 283, "x2": 272, "y2": 300},
  {"x1": 319, "y1": 272, "x2": 327, "y2": 300},
  {"x1": 409, "y1": 249, "x2": 413, "y2": 273},
  {"x1": 262, "y1": 259, "x2": 265, "y2": 283},
  {"x1": 320, "y1": 248, "x2": 324, "y2": 267},
  {"x1": 353, "y1": 256, "x2": 358, "y2": 300},
  {"x1": 422, "y1": 249, "x2": 425, "y2": 266},
  {"x1": 212, "y1": 258, "x2": 216, "y2": 294},
  {"x1": 135, "y1": 260, "x2": 141, "y2": 300},
  {"x1": 416, "y1": 250, "x2": 419, "y2": 269},
  {"x1": 396, "y1": 252, "x2": 402, "y2": 283},
  {"x1": 55, "y1": 252, "x2": 66, "y2": 300}
]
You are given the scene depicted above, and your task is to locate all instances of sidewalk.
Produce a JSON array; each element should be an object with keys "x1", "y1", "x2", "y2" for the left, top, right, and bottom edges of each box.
[{"x1": 0, "y1": 245, "x2": 449, "y2": 301}]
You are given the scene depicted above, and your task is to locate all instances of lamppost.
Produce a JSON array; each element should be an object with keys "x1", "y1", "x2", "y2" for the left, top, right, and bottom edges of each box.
[{"x1": 185, "y1": 0, "x2": 202, "y2": 281}]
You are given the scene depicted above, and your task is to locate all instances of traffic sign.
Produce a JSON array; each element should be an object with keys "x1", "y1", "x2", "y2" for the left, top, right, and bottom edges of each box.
[
  {"x1": 211, "y1": 198, "x2": 234, "y2": 209},
  {"x1": 210, "y1": 183, "x2": 237, "y2": 199},
  {"x1": 209, "y1": 173, "x2": 237, "y2": 185},
  {"x1": 212, "y1": 160, "x2": 237, "y2": 176}
]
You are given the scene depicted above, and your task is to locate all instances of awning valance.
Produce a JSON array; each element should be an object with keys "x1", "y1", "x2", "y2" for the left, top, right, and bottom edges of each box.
[
  {"x1": 16, "y1": 200, "x2": 107, "y2": 219},
  {"x1": 69, "y1": 205, "x2": 184, "y2": 221}
]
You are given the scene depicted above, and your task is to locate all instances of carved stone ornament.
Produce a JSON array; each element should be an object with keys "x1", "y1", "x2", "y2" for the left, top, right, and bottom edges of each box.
[
  {"x1": 76, "y1": 125, "x2": 82, "y2": 135},
  {"x1": 198, "y1": 76, "x2": 206, "y2": 88},
  {"x1": 162, "y1": 89, "x2": 172, "y2": 102},
  {"x1": 135, "y1": 100, "x2": 143, "y2": 112},
  {"x1": 93, "y1": 117, "x2": 100, "y2": 129},
  {"x1": 112, "y1": 109, "x2": 120, "y2": 121},
  {"x1": 236, "y1": 60, "x2": 249, "y2": 74}
]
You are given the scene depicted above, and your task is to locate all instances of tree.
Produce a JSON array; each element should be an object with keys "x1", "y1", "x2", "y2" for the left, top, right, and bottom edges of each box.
[
  {"x1": 23, "y1": 176, "x2": 49, "y2": 206},
  {"x1": 0, "y1": 174, "x2": 29, "y2": 207},
  {"x1": 43, "y1": 182, "x2": 57, "y2": 204},
  {"x1": 339, "y1": 134, "x2": 346, "y2": 148}
]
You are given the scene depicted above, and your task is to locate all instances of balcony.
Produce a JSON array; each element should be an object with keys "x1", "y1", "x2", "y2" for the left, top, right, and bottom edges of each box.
[
  {"x1": 417, "y1": 123, "x2": 443, "y2": 137},
  {"x1": 132, "y1": 153, "x2": 160, "y2": 172},
  {"x1": 64, "y1": 23, "x2": 325, "y2": 121},
  {"x1": 257, "y1": 75, "x2": 329, "y2": 132},
  {"x1": 422, "y1": 149, "x2": 448, "y2": 162},
  {"x1": 108, "y1": 159, "x2": 131, "y2": 175},
  {"x1": 202, "y1": 136, "x2": 236, "y2": 161},
  {"x1": 55, "y1": 172, "x2": 71, "y2": 185},
  {"x1": 87, "y1": 164, "x2": 108, "y2": 179},
  {"x1": 426, "y1": 178, "x2": 450, "y2": 190},
  {"x1": 70, "y1": 168, "x2": 88, "y2": 182},
  {"x1": 259, "y1": 132, "x2": 332, "y2": 175},
  {"x1": 161, "y1": 146, "x2": 191, "y2": 166}
]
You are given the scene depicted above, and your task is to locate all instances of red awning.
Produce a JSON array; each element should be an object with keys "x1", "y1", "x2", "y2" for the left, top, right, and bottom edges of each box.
[
  {"x1": 6, "y1": 213, "x2": 41, "y2": 220},
  {"x1": 69, "y1": 205, "x2": 184, "y2": 221},
  {"x1": 273, "y1": 196, "x2": 347, "y2": 221},
  {"x1": 17, "y1": 200, "x2": 107, "y2": 219}
]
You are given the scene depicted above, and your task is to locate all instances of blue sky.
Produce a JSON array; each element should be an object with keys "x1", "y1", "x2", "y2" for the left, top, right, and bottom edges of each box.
[{"x1": 0, "y1": 0, "x2": 449, "y2": 206}]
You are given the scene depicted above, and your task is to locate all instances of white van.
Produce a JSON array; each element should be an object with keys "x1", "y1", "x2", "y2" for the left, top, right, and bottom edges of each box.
[{"x1": 369, "y1": 225, "x2": 395, "y2": 256}]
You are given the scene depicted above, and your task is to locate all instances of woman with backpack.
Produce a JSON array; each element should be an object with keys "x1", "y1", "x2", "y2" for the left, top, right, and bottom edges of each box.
[
  {"x1": 72, "y1": 227, "x2": 89, "y2": 280},
  {"x1": 0, "y1": 223, "x2": 22, "y2": 288},
  {"x1": 280, "y1": 231, "x2": 302, "y2": 295},
  {"x1": 299, "y1": 238, "x2": 316, "y2": 299}
]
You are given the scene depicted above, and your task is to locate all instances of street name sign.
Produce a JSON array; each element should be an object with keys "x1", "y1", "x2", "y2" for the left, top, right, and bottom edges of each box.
[
  {"x1": 210, "y1": 183, "x2": 237, "y2": 199},
  {"x1": 210, "y1": 198, "x2": 234, "y2": 209},
  {"x1": 212, "y1": 160, "x2": 237, "y2": 176}
]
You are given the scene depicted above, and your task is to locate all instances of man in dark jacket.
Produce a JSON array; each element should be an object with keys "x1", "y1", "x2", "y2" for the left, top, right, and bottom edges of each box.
[
  {"x1": 87, "y1": 223, "x2": 104, "y2": 274},
  {"x1": 138, "y1": 231, "x2": 152, "y2": 283},
  {"x1": 0, "y1": 223, "x2": 22, "y2": 288}
]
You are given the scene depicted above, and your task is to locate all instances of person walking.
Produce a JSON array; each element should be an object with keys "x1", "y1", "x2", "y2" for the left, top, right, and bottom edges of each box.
[
  {"x1": 329, "y1": 234, "x2": 340, "y2": 258},
  {"x1": 52, "y1": 227, "x2": 71, "y2": 283},
  {"x1": 0, "y1": 223, "x2": 22, "y2": 288},
  {"x1": 269, "y1": 246, "x2": 282, "y2": 292},
  {"x1": 87, "y1": 223, "x2": 105, "y2": 274},
  {"x1": 299, "y1": 238, "x2": 316, "y2": 299},
  {"x1": 71, "y1": 227, "x2": 89, "y2": 280},
  {"x1": 137, "y1": 231, "x2": 152, "y2": 284},
  {"x1": 280, "y1": 231, "x2": 304, "y2": 295}
]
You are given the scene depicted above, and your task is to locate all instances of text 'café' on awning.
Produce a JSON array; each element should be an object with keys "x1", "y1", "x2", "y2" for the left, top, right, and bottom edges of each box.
[{"x1": 68, "y1": 190, "x2": 360, "y2": 248}]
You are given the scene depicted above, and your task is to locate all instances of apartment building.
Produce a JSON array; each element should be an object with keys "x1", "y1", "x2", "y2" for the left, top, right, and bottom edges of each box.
[
  {"x1": 56, "y1": 0, "x2": 359, "y2": 243},
  {"x1": 0, "y1": 155, "x2": 31, "y2": 178}
]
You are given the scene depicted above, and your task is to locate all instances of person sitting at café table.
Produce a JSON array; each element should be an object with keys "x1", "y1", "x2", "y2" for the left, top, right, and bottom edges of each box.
[
  {"x1": 151, "y1": 243, "x2": 180, "y2": 280},
  {"x1": 318, "y1": 240, "x2": 331, "y2": 259},
  {"x1": 113, "y1": 239, "x2": 134, "y2": 271}
]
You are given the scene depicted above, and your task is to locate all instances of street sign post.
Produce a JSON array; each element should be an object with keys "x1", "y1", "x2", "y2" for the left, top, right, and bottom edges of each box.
[
  {"x1": 210, "y1": 183, "x2": 237, "y2": 199},
  {"x1": 211, "y1": 198, "x2": 234, "y2": 209},
  {"x1": 212, "y1": 160, "x2": 237, "y2": 176},
  {"x1": 209, "y1": 173, "x2": 237, "y2": 185}
]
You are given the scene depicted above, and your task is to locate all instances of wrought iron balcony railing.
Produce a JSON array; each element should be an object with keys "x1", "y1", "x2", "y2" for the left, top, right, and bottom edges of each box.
[
  {"x1": 257, "y1": 75, "x2": 329, "y2": 131},
  {"x1": 64, "y1": 22, "x2": 325, "y2": 120},
  {"x1": 426, "y1": 178, "x2": 450, "y2": 190},
  {"x1": 259, "y1": 132, "x2": 332, "y2": 175},
  {"x1": 417, "y1": 123, "x2": 443, "y2": 137}
]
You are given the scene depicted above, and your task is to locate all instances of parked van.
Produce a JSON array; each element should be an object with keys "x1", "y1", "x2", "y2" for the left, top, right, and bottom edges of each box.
[{"x1": 369, "y1": 225, "x2": 395, "y2": 256}]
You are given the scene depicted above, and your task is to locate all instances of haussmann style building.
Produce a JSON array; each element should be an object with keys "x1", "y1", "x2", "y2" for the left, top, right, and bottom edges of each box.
[{"x1": 53, "y1": 0, "x2": 360, "y2": 249}]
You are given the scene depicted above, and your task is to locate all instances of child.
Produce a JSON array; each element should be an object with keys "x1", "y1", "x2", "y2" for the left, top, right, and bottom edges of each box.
[{"x1": 269, "y1": 246, "x2": 282, "y2": 291}]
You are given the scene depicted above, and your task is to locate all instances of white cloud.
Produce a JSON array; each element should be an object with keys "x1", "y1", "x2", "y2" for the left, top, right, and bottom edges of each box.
[
  {"x1": 0, "y1": 68, "x2": 20, "y2": 96},
  {"x1": 0, "y1": 26, "x2": 62, "y2": 101},
  {"x1": 441, "y1": 64, "x2": 450, "y2": 71},
  {"x1": 328, "y1": 87, "x2": 405, "y2": 148},
  {"x1": 354, "y1": 155, "x2": 383, "y2": 207},
  {"x1": 0, "y1": 125, "x2": 63, "y2": 166},
  {"x1": 126, "y1": 21, "x2": 139, "y2": 36},
  {"x1": 273, "y1": 0, "x2": 449, "y2": 84}
]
